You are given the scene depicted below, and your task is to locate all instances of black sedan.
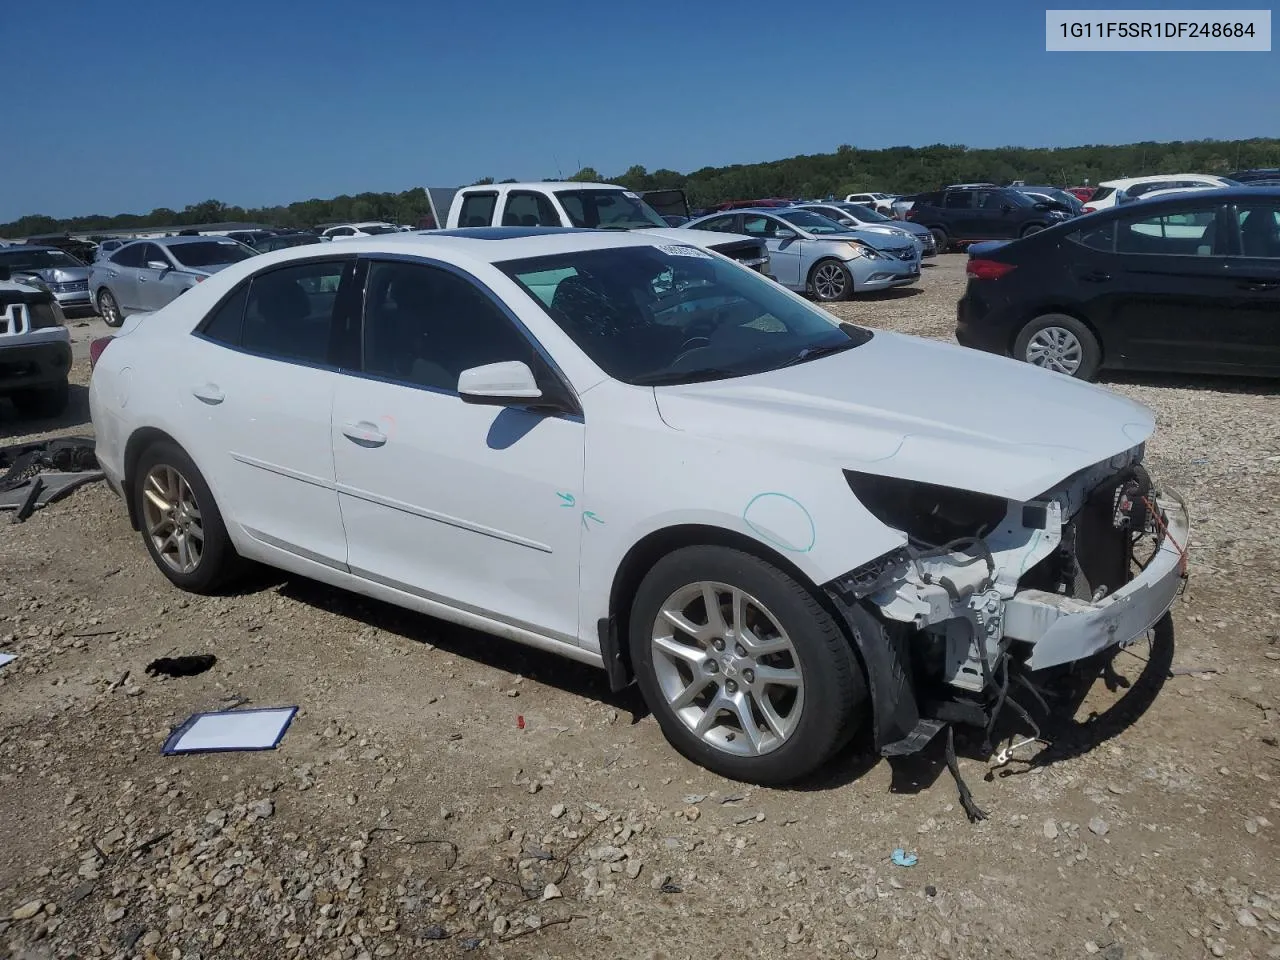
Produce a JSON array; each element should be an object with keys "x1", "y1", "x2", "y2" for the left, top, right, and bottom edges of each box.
[{"x1": 955, "y1": 187, "x2": 1280, "y2": 379}]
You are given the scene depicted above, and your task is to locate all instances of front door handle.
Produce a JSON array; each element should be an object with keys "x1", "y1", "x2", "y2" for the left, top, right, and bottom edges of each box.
[
  {"x1": 1078, "y1": 270, "x2": 1112, "y2": 283},
  {"x1": 192, "y1": 383, "x2": 224, "y2": 405},
  {"x1": 137, "y1": 275, "x2": 148, "y2": 283},
  {"x1": 1238, "y1": 280, "x2": 1279, "y2": 292},
  {"x1": 341, "y1": 420, "x2": 387, "y2": 448}
]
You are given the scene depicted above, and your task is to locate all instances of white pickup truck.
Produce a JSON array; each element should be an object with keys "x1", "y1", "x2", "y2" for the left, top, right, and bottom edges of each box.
[{"x1": 443, "y1": 181, "x2": 772, "y2": 276}]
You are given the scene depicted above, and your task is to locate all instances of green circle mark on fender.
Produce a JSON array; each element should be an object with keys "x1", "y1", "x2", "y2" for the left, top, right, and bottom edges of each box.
[{"x1": 742, "y1": 492, "x2": 816, "y2": 553}]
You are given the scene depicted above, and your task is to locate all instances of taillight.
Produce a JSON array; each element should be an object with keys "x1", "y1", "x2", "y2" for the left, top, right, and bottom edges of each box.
[
  {"x1": 1082, "y1": 205, "x2": 1096, "y2": 214},
  {"x1": 89, "y1": 336, "x2": 114, "y2": 370},
  {"x1": 905, "y1": 208, "x2": 919, "y2": 220},
  {"x1": 966, "y1": 259, "x2": 1017, "y2": 281}
]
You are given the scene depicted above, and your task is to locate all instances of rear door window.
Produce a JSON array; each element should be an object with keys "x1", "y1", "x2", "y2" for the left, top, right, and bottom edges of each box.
[
  {"x1": 1232, "y1": 204, "x2": 1280, "y2": 258},
  {"x1": 241, "y1": 259, "x2": 351, "y2": 365},
  {"x1": 1115, "y1": 207, "x2": 1223, "y2": 256},
  {"x1": 111, "y1": 244, "x2": 146, "y2": 268},
  {"x1": 943, "y1": 191, "x2": 974, "y2": 209},
  {"x1": 457, "y1": 192, "x2": 498, "y2": 228},
  {"x1": 503, "y1": 191, "x2": 562, "y2": 227}
]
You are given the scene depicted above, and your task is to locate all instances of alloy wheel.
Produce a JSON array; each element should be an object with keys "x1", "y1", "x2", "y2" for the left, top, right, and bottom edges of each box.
[
  {"x1": 1026, "y1": 326, "x2": 1084, "y2": 375},
  {"x1": 650, "y1": 581, "x2": 804, "y2": 757},
  {"x1": 98, "y1": 290, "x2": 120, "y2": 326},
  {"x1": 812, "y1": 263, "x2": 847, "y2": 300},
  {"x1": 141, "y1": 464, "x2": 205, "y2": 574}
]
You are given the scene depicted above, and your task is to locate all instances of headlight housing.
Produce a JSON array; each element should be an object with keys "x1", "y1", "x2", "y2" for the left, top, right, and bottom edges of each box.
[
  {"x1": 847, "y1": 241, "x2": 882, "y2": 260},
  {"x1": 844, "y1": 470, "x2": 1009, "y2": 545}
]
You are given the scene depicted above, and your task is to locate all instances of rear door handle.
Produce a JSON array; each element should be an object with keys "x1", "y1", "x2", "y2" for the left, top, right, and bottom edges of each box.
[
  {"x1": 192, "y1": 383, "x2": 224, "y2": 405},
  {"x1": 341, "y1": 420, "x2": 387, "y2": 448},
  {"x1": 1238, "y1": 281, "x2": 1279, "y2": 292},
  {"x1": 1078, "y1": 270, "x2": 1112, "y2": 283}
]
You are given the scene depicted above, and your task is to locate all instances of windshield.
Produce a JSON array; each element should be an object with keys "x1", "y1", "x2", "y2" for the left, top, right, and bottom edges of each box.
[
  {"x1": 0, "y1": 249, "x2": 84, "y2": 270},
  {"x1": 839, "y1": 203, "x2": 889, "y2": 222},
  {"x1": 498, "y1": 244, "x2": 869, "y2": 386},
  {"x1": 777, "y1": 210, "x2": 855, "y2": 235},
  {"x1": 554, "y1": 189, "x2": 669, "y2": 229},
  {"x1": 168, "y1": 240, "x2": 255, "y2": 269}
]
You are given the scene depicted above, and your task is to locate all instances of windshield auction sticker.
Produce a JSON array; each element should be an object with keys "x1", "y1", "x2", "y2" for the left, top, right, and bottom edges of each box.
[{"x1": 1046, "y1": 9, "x2": 1271, "y2": 50}]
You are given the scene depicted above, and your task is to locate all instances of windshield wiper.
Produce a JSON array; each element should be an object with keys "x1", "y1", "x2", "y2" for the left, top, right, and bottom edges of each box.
[
  {"x1": 633, "y1": 367, "x2": 740, "y2": 386},
  {"x1": 778, "y1": 341, "x2": 857, "y2": 368}
]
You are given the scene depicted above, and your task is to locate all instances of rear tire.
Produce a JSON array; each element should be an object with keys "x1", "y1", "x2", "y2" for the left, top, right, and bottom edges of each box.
[
  {"x1": 930, "y1": 227, "x2": 949, "y2": 253},
  {"x1": 1014, "y1": 313, "x2": 1101, "y2": 380},
  {"x1": 98, "y1": 289, "x2": 122, "y2": 327},
  {"x1": 133, "y1": 441, "x2": 242, "y2": 593},
  {"x1": 1020, "y1": 223, "x2": 1046, "y2": 238},
  {"x1": 630, "y1": 545, "x2": 867, "y2": 784},
  {"x1": 11, "y1": 380, "x2": 69, "y2": 419}
]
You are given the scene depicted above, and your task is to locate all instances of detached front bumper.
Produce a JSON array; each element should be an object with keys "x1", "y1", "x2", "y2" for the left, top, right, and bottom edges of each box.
[{"x1": 1009, "y1": 492, "x2": 1189, "y2": 670}]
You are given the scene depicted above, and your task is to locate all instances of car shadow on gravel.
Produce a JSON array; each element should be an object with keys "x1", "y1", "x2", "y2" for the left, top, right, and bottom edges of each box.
[
  {"x1": 0, "y1": 384, "x2": 91, "y2": 441},
  {"x1": 254, "y1": 574, "x2": 651, "y2": 719},
  {"x1": 1098, "y1": 371, "x2": 1280, "y2": 396}
]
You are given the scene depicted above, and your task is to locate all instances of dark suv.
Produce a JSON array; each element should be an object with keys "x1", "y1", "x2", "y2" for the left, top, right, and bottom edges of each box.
[{"x1": 905, "y1": 186, "x2": 1074, "y2": 251}]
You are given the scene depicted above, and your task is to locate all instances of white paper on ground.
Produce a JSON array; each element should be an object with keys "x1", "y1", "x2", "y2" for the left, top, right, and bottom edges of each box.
[
  {"x1": 0, "y1": 652, "x2": 15, "y2": 670},
  {"x1": 162, "y1": 706, "x2": 298, "y2": 755}
]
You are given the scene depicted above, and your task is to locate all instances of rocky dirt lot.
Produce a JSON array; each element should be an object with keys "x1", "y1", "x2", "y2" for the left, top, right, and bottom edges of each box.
[{"x1": 1, "y1": 256, "x2": 1278, "y2": 960}]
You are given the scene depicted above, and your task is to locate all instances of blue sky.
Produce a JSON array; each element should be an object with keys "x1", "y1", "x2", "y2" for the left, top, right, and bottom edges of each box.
[{"x1": 1, "y1": 0, "x2": 1275, "y2": 221}]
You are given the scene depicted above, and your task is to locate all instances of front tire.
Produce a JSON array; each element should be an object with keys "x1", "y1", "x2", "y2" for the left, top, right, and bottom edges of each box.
[
  {"x1": 11, "y1": 380, "x2": 69, "y2": 419},
  {"x1": 809, "y1": 259, "x2": 854, "y2": 302},
  {"x1": 133, "y1": 441, "x2": 242, "y2": 593},
  {"x1": 1020, "y1": 223, "x2": 1046, "y2": 238},
  {"x1": 97, "y1": 289, "x2": 122, "y2": 327},
  {"x1": 1014, "y1": 313, "x2": 1101, "y2": 380},
  {"x1": 930, "y1": 227, "x2": 949, "y2": 253},
  {"x1": 630, "y1": 545, "x2": 867, "y2": 784}
]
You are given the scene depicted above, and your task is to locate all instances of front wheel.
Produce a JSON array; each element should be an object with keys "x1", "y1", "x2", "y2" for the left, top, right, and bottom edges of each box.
[
  {"x1": 1020, "y1": 223, "x2": 1046, "y2": 238},
  {"x1": 97, "y1": 289, "x2": 122, "y2": 327},
  {"x1": 809, "y1": 259, "x2": 853, "y2": 302},
  {"x1": 630, "y1": 546, "x2": 867, "y2": 784},
  {"x1": 1014, "y1": 313, "x2": 1101, "y2": 380},
  {"x1": 930, "y1": 227, "x2": 949, "y2": 253}
]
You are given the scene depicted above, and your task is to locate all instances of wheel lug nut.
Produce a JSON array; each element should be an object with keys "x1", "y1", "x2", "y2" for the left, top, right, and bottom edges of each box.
[
  {"x1": 743, "y1": 669, "x2": 755, "y2": 684},
  {"x1": 712, "y1": 638, "x2": 724, "y2": 651},
  {"x1": 734, "y1": 644, "x2": 746, "y2": 657},
  {"x1": 706, "y1": 659, "x2": 718, "y2": 673},
  {"x1": 725, "y1": 680, "x2": 737, "y2": 694}
]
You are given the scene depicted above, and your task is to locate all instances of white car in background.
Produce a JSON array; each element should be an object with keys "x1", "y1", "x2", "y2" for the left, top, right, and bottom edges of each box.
[
  {"x1": 844, "y1": 192, "x2": 898, "y2": 215},
  {"x1": 1083, "y1": 174, "x2": 1237, "y2": 212},
  {"x1": 88, "y1": 229, "x2": 1187, "y2": 785},
  {"x1": 322, "y1": 221, "x2": 400, "y2": 240}
]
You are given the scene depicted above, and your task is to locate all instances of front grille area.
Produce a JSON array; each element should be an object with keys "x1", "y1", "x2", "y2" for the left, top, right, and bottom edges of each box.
[{"x1": 53, "y1": 280, "x2": 89, "y2": 293}]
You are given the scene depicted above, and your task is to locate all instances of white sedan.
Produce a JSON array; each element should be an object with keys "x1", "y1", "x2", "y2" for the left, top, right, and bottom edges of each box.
[{"x1": 88, "y1": 228, "x2": 1188, "y2": 784}]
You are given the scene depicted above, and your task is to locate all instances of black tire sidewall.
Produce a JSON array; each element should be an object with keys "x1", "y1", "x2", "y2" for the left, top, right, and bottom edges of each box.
[
  {"x1": 809, "y1": 259, "x2": 853, "y2": 302},
  {"x1": 133, "y1": 441, "x2": 238, "y2": 593},
  {"x1": 930, "y1": 227, "x2": 949, "y2": 252},
  {"x1": 630, "y1": 545, "x2": 867, "y2": 785},
  {"x1": 1014, "y1": 313, "x2": 1101, "y2": 380}
]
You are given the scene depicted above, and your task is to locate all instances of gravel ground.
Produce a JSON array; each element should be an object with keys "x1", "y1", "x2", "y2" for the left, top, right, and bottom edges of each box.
[{"x1": 2, "y1": 255, "x2": 1278, "y2": 960}]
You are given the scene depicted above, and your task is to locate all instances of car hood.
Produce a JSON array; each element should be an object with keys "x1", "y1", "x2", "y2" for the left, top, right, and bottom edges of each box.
[
  {"x1": 966, "y1": 240, "x2": 1013, "y2": 257},
  {"x1": 652, "y1": 331, "x2": 1154, "y2": 501},
  {"x1": 9, "y1": 265, "x2": 89, "y2": 283},
  {"x1": 814, "y1": 229, "x2": 912, "y2": 253}
]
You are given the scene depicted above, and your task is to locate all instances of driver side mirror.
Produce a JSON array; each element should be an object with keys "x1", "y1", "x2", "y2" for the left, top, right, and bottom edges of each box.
[
  {"x1": 458, "y1": 361, "x2": 542, "y2": 403},
  {"x1": 147, "y1": 260, "x2": 170, "y2": 271},
  {"x1": 774, "y1": 228, "x2": 798, "y2": 241}
]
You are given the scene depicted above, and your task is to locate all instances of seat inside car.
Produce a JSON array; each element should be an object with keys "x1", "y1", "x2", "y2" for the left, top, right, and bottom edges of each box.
[
  {"x1": 245, "y1": 276, "x2": 325, "y2": 362},
  {"x1": 1240, "y1": 209, "x2": 1280, "y2": 258}
]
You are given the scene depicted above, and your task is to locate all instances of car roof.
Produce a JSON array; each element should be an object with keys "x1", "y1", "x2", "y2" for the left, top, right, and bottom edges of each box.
[
  {"x1": 1093, "y1": 185, "x2": 1280, "y2": 213},
  {"x1": 0, "y1": 245, "x2": 61, "y2": 254},
  {"x1": 1099, "y1": 173, "x2": 1228, "y2": 188},
  {"x1": 458, "y1": 182, "x2": 621, "y2": 192},
  {"x1": 249, "y1": 227, "x2": 666, "y2": 266},
  {"x1": 144, "y1": 235, "x2": 242, "y2": 247}
]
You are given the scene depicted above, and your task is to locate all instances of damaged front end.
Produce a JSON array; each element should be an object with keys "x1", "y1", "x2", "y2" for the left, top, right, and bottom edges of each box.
[{"x1": 823, "y1": 443, "x2": 1190, "y2": 759}]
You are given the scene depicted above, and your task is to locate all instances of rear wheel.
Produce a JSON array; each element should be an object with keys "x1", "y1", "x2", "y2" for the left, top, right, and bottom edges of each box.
[
  {"x1": 1014, "y1": 313, "x2": 1101, "y2": 380},
  {"x1": 930, "y1": 227, "x2": 949, "y2": 253},
  {"x1": 1020, "y1": 223, "x2": 1046, "y2": 238},
  {"x1": 11, "y1": 380, "x2": 69, "y2": 419},
  {"x1": 630, "y1": 545, "x2": 867, "y2": 784},
  {"x1": 809, "y1": 259, "x2": 853, "y2": 302},
  {"x1": 97, "y1": 289, "x2": 122, "y2": 327},
  {"x1": 133, "y1": 442, "x2": 242, "y2": 593}
]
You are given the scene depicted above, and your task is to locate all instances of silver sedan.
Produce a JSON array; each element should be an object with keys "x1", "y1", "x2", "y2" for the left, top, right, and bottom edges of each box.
[{"x1": 685, "y1": 207, "x2": 919, "y2": 301}]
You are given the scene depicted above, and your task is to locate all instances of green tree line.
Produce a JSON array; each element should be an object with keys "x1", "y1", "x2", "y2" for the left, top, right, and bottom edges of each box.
[{"x1": 5, "y1": 137, "x2": 1278, "y2": 237}]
